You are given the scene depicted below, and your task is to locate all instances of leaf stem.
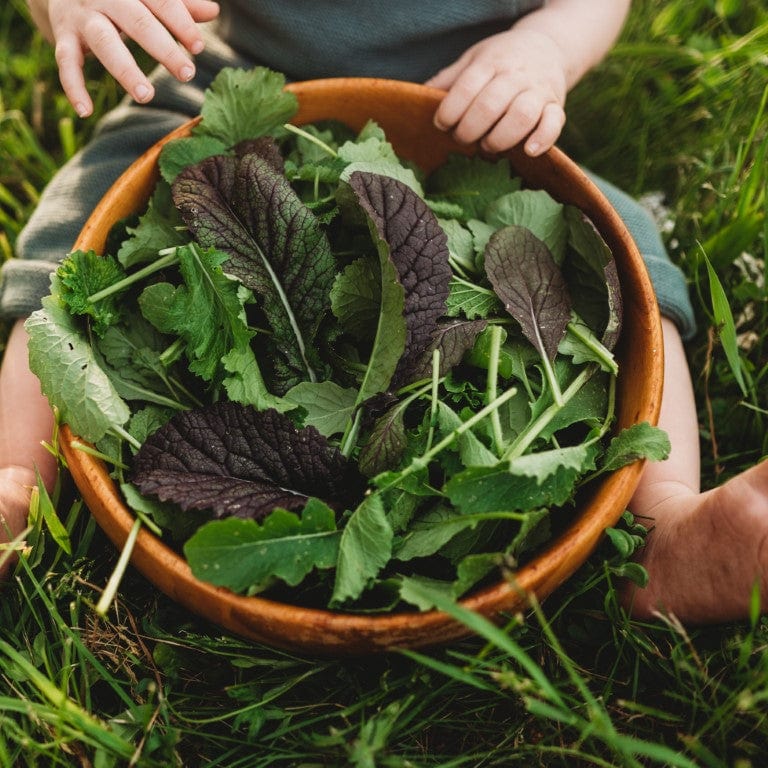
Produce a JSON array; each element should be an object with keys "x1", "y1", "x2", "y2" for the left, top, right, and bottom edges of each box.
[
  {"x1": 502, "y1": 365, "x2": 596, "y2": 461},
  {"x1": 111, "y1": 424, "x2": 142, "y2": 451},
  {"x1": 87, "y1": 252, "x2": 179, "y2": 303},
  {"x1": 380, "y1": 386, "x2": 518, "y2": 490},
  {"x1": 566, "y1": 319, "x2": 618, "y2": 375},
  {"x1": 424, "y1": 349, "x2": 441, "y2": 454},
  {"x1": 282, "y1": 123, "x2": 338, "y2": 158},
  {"x1": 486, "y1": 324, "x2": 506, "y2": 455},
  {"x1": 95, "y1": 517, "x2": 141, "y2": 616}
]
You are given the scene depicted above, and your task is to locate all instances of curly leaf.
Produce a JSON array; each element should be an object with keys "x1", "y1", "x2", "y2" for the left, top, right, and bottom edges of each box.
[
  {"x1": 131, "y1": 402, "x2": 366, "y2": 520},
  {"x1": 194, "y1": 66, "x2": 298, "y2": 146},
  {"x1": 56, "y1": 250, "x2": 127, "y2": 336}
]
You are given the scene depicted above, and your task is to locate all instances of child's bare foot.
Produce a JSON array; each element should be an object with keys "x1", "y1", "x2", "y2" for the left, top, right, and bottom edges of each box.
[
  {"x1": 626, "y1": 459, "x2": 768, "y2": 624},
  {"x1": 0, "y1": 467, "x2": 35, "y2": 579}
]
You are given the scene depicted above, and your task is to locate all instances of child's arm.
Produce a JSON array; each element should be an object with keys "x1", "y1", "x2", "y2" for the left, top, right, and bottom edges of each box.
[
  {"x1": 26, "y1": 0, "x2": 220, "y2": 117},
  {"x1": 0, "y1": 319, "x2": 56, "y2": 576},
  {"x1": 427, "y1": 0, "x2": 632, "y2": 155}
]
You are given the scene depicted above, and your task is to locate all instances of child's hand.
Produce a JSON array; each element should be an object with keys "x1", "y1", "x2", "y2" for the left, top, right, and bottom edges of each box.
[
  {"x1": 0, "y1": 468, "x2": 35, "y2": 581},
  {"x1": 44, "y1": 0, "x2": 220, "y2": 117},
  {"x1": 426, "y1": 27, "x2": 568, "y2": 157}
]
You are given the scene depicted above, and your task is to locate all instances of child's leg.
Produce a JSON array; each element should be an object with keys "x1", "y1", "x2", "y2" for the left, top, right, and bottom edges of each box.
[
  {"x1": 626, "y1": 317, "x2": 768, "y2": 623},
  {"x1": 0, "y1": 319, "x2": 57, "y2": 574}
]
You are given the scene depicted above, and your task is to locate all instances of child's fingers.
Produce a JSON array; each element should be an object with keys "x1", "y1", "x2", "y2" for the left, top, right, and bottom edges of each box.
[
  {"x1": 108, "y1": 3, "x2": 197, "y2": 83},
  {"x1": 143, "y1": 0, "x2": 211, "y2": 55},
  {"x1": 432, "y1": 64, "x2": 494, "y2": 133},
  {"x1": 81, "y1": 16, "x2": 156, "y2": 104},
  {"x1": 54, "y1": 36, "x2": 93, "y2": 117},
  {"x1": 523, "y1": 102, "x2": 566, "y2": 156},
  {"x1": 479, "y1": 89, "x2": 550, "y2": 154},
  {"x1": 445, "y1": 76, "x2": 519, "y2": 146},
  {"x1": 185, "y1": 0, "x2": 221, "y2": 24}
]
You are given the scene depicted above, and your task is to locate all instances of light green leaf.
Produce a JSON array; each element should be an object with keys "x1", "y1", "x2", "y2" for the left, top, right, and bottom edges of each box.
[
  {"x1": 331, "y1": 494, "x2": 393, "y2": 606},
  {"x1": 284, "y1": 380, "x2": 357, "y2": 436},
  {"x1": 25, "y1": 296, "x2": 130, "y2": 443},
  {"x1": 184, "y1": 501, "x2": 340, "y2": 594},
  {"x1": 704, "y1": 250, "x2": 749, "y2": 397},
  {"x1": 600, "y1": 422, "x2": 671, "y2": 473},
  {"x1": 507, "y1": 443, "x2": 594, "y2": 484},
  {"x1": 195, "y1": 66, "x2": 298, "y2": 146},
  {"x1": 486, "y1": 190, "x2": 568, "y2": 263}
]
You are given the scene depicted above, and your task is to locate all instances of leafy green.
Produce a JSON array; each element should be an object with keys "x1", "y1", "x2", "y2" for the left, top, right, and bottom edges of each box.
[
  {"x1": 131, "y1": 402, "x2": 366, "y2": 520},
  {"x1": 56, "y1": 250, "x2": 127, "y2": 335},
  {"x1": 172, "y1": 152, "x2": 336, "y2": 393},
  {"x1": 184, "y1": 501, "x2": 340, "y2": 593},
  {"x1": 29, "y1": 65, "x2": 671, "y2": 613},
  {"x1": 26, "y1": 294, "x2": 130, "y2": 443},
  {"x1": 331, "y1": 493, "x2": 393, "y2": 606}
]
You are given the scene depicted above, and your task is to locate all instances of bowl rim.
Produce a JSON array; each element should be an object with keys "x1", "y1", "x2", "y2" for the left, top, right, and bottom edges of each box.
[{"x1": 60, "y1": 77, "x2": 664, "y2": 654}]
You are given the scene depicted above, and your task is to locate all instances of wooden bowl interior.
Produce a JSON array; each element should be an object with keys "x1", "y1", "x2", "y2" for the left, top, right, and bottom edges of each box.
[{"x1": 63, "y1": 78, "x2": 663, "y2": 654}]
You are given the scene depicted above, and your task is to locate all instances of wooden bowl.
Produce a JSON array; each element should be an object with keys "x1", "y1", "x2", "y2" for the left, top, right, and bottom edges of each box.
[{"x1": 61, "y1": 78, "x2": 663, "y2": 654}]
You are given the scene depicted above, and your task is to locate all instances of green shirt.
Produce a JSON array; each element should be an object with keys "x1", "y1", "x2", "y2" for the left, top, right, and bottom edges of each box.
[{"x1": 1, "y1": 0, "x2": 695, "y2": 338}]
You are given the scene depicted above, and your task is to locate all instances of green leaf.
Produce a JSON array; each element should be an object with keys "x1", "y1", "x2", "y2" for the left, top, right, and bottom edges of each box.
[
  {"x1": 486, "y1": 190, "x2": 568, "y2": 263},
  {"x1": 435, "y1": 401, "x2": 497, "y2": 468},
  {"x1": 138, "y1": 244, "x2": 256, "y2": 385},
  {"x1": 33, "y1": 470, "x2": 71, "y2": 555},
  {"x1": 56, "y1": 250, "x2": 127, "y2": 335},
  {"x1": 25, "y1": 296, "x2": 130, "y2": 443},
  {"x1": 507, "y1": 443, "x2": 595, "y2": 484},
  {"x1": 426, "y1": 154, "x2": 521, "y2": 221},
  {"x1": 703, "y1": 250, "x2": 749, "y2": 397},
  {"x1": 184, "y1": 502, "x2": 340, "y2": 594},
  {"x1": 330, "y1": 256, "x2": 381, "y2": 341},
  {"x1": 331, "y1": 493, "x2": 393, "y2": 606},
  {"x1": 444, "y1": 446, "x2": 593, "y2": 515},
  {"x1": 445, "y1": 276, "x2": 502, "y2": 320},
  {"x1": 195, "y1": 66, "x2": 298, "y2": 147},
  {"x1": 172, "y1": 152, "x2": 336, "y2": 392},
  {"x1": 600, "y1": 422, "x2": 671, "y2": 473},
  {"x1": 284, "y1": 380, "x2": 358, "y2": 436},
  {"x1": 158, "y1": 135, "x2": 229, "y2": 184}
]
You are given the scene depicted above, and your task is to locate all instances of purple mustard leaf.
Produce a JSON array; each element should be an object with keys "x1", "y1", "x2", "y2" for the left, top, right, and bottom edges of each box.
[
  {"x1": 484, "y1": 225, "x2": 572, "y2": 362},
  {"x1": 131, "y1": 401, "x2": 366, "y2": 520},
  {"x1": 347, "y1": 171, "x2": 452, "y2": 391}
]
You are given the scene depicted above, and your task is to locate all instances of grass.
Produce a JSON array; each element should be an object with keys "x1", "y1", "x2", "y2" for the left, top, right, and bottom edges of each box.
[{"x1": 1, "y1": 0, "x2": 767, "y2": 765}]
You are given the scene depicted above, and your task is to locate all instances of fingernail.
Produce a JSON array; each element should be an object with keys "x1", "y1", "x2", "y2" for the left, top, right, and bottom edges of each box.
[
  {"x1": 135, "y1": 84, "x2": 152, "y2": 102},
  {"x1": 74, "y1": 102, "x2": 89, "y2": 118},
  {"x1": 526, "y1": 141, "x2": 541, "y2": 156},
  {"x1": 180, "y1": 65, "x2": 195, "y2": 82},
  {"x1": 190, "y1": 39, "x2": 204, "y2": 55}
]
